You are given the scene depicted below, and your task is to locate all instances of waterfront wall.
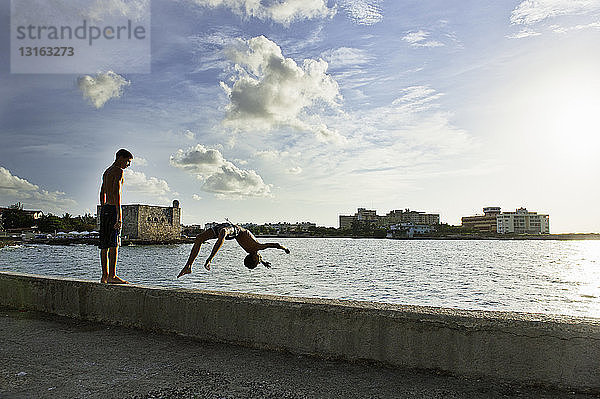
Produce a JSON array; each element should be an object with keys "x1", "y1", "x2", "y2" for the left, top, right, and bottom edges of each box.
[{"x1": 1, "y1": 271, "x2": 599, "y2": 392}]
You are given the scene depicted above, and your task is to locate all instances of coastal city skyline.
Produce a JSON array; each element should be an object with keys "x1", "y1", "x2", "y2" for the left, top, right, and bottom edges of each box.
[
  {"x1": 1, "y1": 1, "x2": 600, "y2": 233},
  {"x1": 0, "y1": 200, "x2": 551, "y2": 235}
]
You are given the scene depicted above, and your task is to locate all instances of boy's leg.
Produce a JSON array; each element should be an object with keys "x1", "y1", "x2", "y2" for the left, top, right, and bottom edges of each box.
[
  {"x1": 100, "y1": 248, "x2": 109, "y2": 283},
  {"x1": 107, "y1": 246, "x2": 127, "y2": 284},
  {"x1": 177, "y1": 230, "x2": 213, "y2": 278}
]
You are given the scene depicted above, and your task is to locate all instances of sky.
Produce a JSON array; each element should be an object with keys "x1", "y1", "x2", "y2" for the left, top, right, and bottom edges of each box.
[{"x1": 1, "y1": 0, "x2": 599, "y2": 232}]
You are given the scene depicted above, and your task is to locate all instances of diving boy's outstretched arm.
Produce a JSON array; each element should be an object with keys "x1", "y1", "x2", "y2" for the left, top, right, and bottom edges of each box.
[{"x1": 204, "y1": 230, "x2": 227, "y2": 270}]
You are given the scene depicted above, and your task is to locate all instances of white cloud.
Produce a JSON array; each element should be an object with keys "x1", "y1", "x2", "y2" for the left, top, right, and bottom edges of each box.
[
  {"x1": 402, "y1": 30, "x2": 444, "y2": 47},
  {"x1": 375, "y1": 86, "x2": 472, "y2": 155},
  {"x1": 165, "y1": 129, "x2": 201, "y2": 142},
  {"x1": 169, "y1": 145, "x2": 229, "y2": 176},
  {"x1": 188, "y1": 0, "x2": 335, "y2": 25},
  {"x1": 184, "y1": 130, "x2": 196, "y2": 140},
  {"x1": 192, "y1": 194, "x2": 203, "y2": 200},
  {"x1": 392, "y1": 85, "x2": 444, "y2": 112},
  {"x1": 124, "y1": 169, "x2": 171, "y2": 198},
  {"x1": 133, "y1": 157, "x2": 148, "y2": 167},
  {"x1": 0, "y1": 167, "x2": 38, "y2": 193},
  {"x1": 552, "y1": 21, "x2": 600, "y2": 32},
  {"x1": 506, "y1": 28, "x2": 542, "y2": 39},
  {"x1": 77, "y1": 71, "x2": 130, "y2": 109},
  {"x1": 326, "y1": 84, "x2": 474, "y2": 174},
  {"x1": 0, "y1": 166, "x2": 78, "y2": 214},
  {"x1": 220, "y1": 36, "x2": 344, "y2": 142},
  {"x1": 320, "y1": 47, "x2": 372, "y2": 68},
  {"x1": 254, "y1": 149, "x2": 292, "y2": 160},
  {"x1": 510, "y1": 0, "x2": 600, "y2": 25},
  {"x1": 209, "y1": 83, "x2": 478, "y2": 208},
  {"x1": 86, "y1": 0, "x2": 150, "y2": 21},
  {"x1": 286, "y1": 166, "x2": 303, "y2": 175},
  {"x1": 13, "y1": 0, "x2": 150, "y2": 23},
  {"x1": 338, "y1": 0, "x2": 384, "y2": 25},
  {"x1": 189, "y1": 29, "x2": 241, "y2": 73},
  {"x1": 203, "y1": 164, "x2": 272, "y2": 198},
  {"x1": 170, "y1": 145, "x2": 272, "y2": 198}
]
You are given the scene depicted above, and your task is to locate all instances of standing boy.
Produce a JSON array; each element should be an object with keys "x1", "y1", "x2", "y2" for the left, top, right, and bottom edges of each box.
[{"x1": 99, "y1": 149, "x2": 133, "y2": 284}]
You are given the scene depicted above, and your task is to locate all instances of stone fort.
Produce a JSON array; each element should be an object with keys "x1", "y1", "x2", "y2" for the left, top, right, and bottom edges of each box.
[{"x1": 97, "y1": 200, "x2": 181, "y2": 241}]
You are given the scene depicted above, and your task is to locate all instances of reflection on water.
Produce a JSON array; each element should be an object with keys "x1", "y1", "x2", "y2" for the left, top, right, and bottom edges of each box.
[{"x1": 2, "y1": 239, "x2": 600, "y2": 318}]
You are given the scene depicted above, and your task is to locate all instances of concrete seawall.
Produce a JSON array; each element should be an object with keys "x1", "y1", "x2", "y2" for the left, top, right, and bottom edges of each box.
[{"x1": 1, "y1": 271, "x2": 599, "y2": 392}]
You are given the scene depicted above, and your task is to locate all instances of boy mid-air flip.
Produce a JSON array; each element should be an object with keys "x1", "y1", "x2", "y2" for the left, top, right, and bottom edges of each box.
[{"x1": 177, "y1": 222, "x2": 290, "y2": 277}]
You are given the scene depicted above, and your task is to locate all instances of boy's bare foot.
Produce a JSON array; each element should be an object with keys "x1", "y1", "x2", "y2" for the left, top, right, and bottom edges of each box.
[
  {"x1": 107, "y1": 276, "x2": 128, "y2": 284},
  {"x1": 101, "y1": 276, "x2": 108, "y2": 284},
  {"x1": 177, "y1": 264, "x2": 192, "y2": 278}
]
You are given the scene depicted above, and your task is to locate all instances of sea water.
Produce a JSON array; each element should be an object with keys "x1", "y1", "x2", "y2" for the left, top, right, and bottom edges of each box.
[{"x1": 1, "y1": 238, "x2": 600, "y2": 318}]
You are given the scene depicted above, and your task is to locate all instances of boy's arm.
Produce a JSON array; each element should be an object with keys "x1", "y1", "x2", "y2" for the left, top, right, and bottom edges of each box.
[
  {"x1": 114, "y1": 171, "x2": 124, "y2": 230},
  {"x1": 204, "y1": 229, "x2": 227, "y2": 270},
  {"x1": 99, "y1": 181, "x2": 106, "y2": 205}
]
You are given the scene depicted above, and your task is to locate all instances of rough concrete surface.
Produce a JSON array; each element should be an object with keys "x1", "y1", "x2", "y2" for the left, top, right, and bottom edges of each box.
[
  {"x1": 3, "y1": 272, "x2": 600, "y2": 391},
  {"x1": 0, "y1": 308, "x2": 594, "y2": 399}
]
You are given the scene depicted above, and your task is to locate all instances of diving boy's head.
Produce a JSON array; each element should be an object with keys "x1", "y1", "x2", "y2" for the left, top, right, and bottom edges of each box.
[{"x1": 244, "y1": 252, "x2": 261, "y2": 269}]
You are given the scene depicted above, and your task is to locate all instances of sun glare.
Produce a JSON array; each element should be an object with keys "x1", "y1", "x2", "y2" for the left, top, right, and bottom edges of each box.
[
  {"x1": 530, "y1": 66, "x2": 600, "y2": 163},
  {"x1": 553, "y1": 91, "x2": 600, "y2": 157}
]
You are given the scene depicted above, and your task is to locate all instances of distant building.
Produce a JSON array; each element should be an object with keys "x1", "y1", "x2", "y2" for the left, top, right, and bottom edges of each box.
[
  {"x1": 461, "y1": 207, "x2": 501, "y2": 233},
  {"x1": 339, "y1": 207, "x2": 440, "y2": 229},
  {"x1": 0, "y1": 206, "x2": 43, "y2": 220},
  {"x1": 339, "y1": 208, "x2": 380, "y2": 229},
  {"x1": 461, "y1": 206, "x2": 550, "y2": 234},
  {"x1": 262, "y1": 222, "x2": 317, "y2": 234},
  {"x1": 339, "y1": 215, "x2": 355, "y2": 230},
  {"x1": 382, "y1": 209, "x2": 440, "y2": 227},
  {"x1": 0, "y1": 204, "x2": 43, "y2": 231},
  {"x1": 97, "y1": 200, "x2": 181, "y2": 240},
  {"x1": 388, "y1": 223, "x2": 436, "y2": 238},
  {"x1": 497, "y1": 208, "x2": 549, "y2": 234}
]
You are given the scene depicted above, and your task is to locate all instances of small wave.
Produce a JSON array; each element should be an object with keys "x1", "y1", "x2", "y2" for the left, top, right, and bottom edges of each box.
[{"x1": 2, "y1": 244, "x2": 23, "y2": 250}]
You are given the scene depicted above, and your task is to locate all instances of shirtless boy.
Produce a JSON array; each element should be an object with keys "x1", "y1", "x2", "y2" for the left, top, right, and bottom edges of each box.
[
  {"x1": 177, "y1": 222, "x2": 290, "y2": 278},
  {"x1": 99, "y1": 149, "x2": 133, "y2": 284}
]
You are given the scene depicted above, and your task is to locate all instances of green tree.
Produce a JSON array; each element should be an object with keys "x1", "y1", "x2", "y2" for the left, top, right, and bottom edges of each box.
[
  {"x1": 37, "y1": 214, "x2": 64, "y2": 233},
  {"x1": 350, "y1": 220, "x2": 384, "y2": 238},
  {"x1": 1, "y1": 209, "x2": 34, "y2": 229}
]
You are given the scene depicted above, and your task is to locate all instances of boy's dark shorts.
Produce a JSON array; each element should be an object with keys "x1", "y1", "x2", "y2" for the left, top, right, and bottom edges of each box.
[{"x1": 98, "y1": 205, "x2": 121, "y2": 249}]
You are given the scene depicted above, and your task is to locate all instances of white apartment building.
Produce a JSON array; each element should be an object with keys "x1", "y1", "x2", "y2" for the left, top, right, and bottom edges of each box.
[{"x1": 496, "y1": 208, "x2": 549, "y2": 234}]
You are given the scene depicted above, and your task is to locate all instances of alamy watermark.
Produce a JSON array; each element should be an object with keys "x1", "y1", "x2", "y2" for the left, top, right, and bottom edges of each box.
[{"x1": 11, "y1": 0, "x2": 151, "y2": 74}]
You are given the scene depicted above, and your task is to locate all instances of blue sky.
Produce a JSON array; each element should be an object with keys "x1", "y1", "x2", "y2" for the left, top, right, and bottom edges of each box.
[{"x1": 1, "y1": 0, "x2": 600, "y2": 232}]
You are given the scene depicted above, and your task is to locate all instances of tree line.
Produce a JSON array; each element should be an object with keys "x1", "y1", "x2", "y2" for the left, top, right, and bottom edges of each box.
[{"x1": 1, "y1": 205, "x2": 96, "y2": 233}]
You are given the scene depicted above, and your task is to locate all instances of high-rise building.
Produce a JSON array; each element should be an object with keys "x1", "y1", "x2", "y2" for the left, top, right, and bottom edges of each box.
[
  {"x1": 383, "y1": 209, "x2": 440, "y2": 226},
  {"x1": 339, "y1": 208, "x2": 380, "y2": 229},
  {"x1": 461, "y1": 207, "x2": 550, "y2": 234},
  {"x1": 461, "y1": 207, "x2": 501, "y2": 233},
  {"x1": 496, "y1": 208, "x2": 549, "y2": 234}
]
